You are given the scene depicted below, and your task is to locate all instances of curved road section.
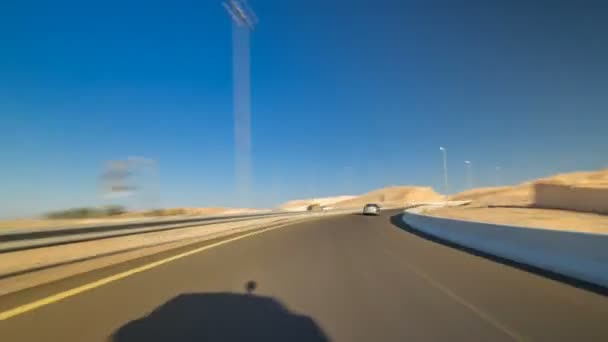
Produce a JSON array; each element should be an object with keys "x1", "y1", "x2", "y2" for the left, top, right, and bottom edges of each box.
[{"x1": 1, "y1": 210, "x2": 607, "y2": 341}]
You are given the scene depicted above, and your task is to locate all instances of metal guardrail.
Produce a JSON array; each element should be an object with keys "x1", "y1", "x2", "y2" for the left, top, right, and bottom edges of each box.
[
  {"x1": 0, "y1": 212, "x2": 294, "y2": 242},
  {"x1": 0, "y1": 208, "x2": 368, "y2": 254},
  {"x1": 0, "y1": 211, "x2": 302, "y2": 253}
]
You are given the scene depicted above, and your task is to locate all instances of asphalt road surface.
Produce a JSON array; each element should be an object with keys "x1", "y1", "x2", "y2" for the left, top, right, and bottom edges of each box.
[{"x1": 1, "y1": 209, "x2": 608, "y2": 341}]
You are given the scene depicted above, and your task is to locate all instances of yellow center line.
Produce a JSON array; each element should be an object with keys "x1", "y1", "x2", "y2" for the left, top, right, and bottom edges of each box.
[{"x1": 0, "y1": 223, "x2": 292, "y2": 321}]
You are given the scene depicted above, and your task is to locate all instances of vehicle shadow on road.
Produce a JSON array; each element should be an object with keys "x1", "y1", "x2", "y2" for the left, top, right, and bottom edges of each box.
[
  {"x1": 109, "y1": 281, "x2": 329, "y2": 342},
  {"x1": 389, "y1": 214, "x2": 608, "y2": 297}
]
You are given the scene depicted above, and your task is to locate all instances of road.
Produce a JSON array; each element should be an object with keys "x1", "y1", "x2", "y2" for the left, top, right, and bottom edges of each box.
[{"x1": 1, "y1": 209, "x2": 608, "y2": 341}]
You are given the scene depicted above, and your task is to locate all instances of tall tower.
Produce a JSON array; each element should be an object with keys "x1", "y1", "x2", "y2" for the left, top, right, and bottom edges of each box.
[{"x1": 224, "y1": 0, "x2": 257, "y2": 207}]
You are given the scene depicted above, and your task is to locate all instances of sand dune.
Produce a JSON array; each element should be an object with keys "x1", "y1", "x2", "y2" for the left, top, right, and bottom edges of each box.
[
  {"x1": 450, "y1": 168, "x2": 608, "y2": 209},
  {"x1": 280, "y1": 196, "x2": 356, "y2": 211},
  {"x1": 449, "y1": 185, "x2": 533, "y2": 207},
  {"x1": 431, "y1": 168, "x2": 608, "y2": 231},
  {"x1": 281, "y1": 186, "x2": 443, "y2": 211},
  {"x1": 333, "y1": 186, "x2": 443, "y2": 208}
]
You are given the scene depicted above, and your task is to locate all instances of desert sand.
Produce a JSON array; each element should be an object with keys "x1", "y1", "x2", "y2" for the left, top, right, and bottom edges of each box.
[
  {"x1": 431, "y1": 168, "x2": 608, "y2": 233},
  {"x1": 281, "y1": 186, "x2": 443, "y2": 211},
  {"x1": 449, "y1": 168, "x2": 608, "y2": 208},
  {"x1": 4, "y1": 169, "x2": 606, "y2": 232},
  {"x1": 428, "y1": 206, "x2": 608, "y2": 233},
  {"x1": 280, "y1": 195, "x2": 356, "y2": 211},
  {"x1": 333, "y1": 186, "x2": 442, "y2": 208}
]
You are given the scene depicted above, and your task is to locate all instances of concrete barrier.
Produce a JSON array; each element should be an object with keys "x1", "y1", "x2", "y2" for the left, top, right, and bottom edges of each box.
[
  {"x1": 534, "y1": 182, "x2": 608, "y2": 214},
  {"x1": 402, "y1": 207, "x2": 608, "y2": 288}
]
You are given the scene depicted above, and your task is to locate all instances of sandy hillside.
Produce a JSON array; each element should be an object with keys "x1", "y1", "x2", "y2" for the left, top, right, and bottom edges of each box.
[
  {"x1": 118, "y1": 207, "x2": 231, "y2": 217},
  {"x1": 111, "y1": 207, "x2": 255, "y2": 218},
  {"x1": 164, "y1": 207, "x2": 265, "y2": 216},
  {"x1": 280, "y1": 196, "x2": 356, "y2": 211},
  {"x1": 431, "y1": 168, "x2": 608, "y2": 232},
  {"x1": 450, "y1": 168, "x2": 608, "y2": 207},
  {"x1": 537, "y1": 169, "x2": 608, "y2": 185},
  {"x1": 449, "y1": 185, "x2": 533, "y2": 207},
  {"x1": 429, "y1": 206, "x2": 608, "y2": 233},
  {"x1": 333, "y1": 186, "x2": 443, "y2": 208}
]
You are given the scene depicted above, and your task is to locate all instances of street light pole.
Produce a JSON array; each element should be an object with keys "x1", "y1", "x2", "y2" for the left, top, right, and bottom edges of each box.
[
  {"x1": 464, "y1": 160, "x2": 473, "y2": 189},
  {"x1": 439, "y1": 147, "x2": 448, "y2": 201}
]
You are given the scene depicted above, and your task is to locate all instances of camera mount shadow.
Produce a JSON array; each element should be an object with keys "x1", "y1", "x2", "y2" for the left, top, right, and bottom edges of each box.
[{"x1": 110, "y1": 281, "x2": 329, "y2": 342}]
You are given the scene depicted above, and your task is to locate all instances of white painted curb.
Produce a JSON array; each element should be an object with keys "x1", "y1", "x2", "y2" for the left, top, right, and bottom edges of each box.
[{"x1": 402, "y1": 207, "x2": 608, "y2": 288}]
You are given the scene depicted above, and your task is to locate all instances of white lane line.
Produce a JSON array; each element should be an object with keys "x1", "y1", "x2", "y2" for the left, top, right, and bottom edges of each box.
[{"x1": 383, "y1": 249, "x2": 527, "y2": 341}]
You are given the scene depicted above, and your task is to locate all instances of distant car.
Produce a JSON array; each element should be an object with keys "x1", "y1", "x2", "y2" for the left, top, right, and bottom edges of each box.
[
  {"x1": 307, "y1": 204, "x2": 323, "y2": 212},
  {"x1": 362, "y1": 204, "x2": 380, "y2": 216}
]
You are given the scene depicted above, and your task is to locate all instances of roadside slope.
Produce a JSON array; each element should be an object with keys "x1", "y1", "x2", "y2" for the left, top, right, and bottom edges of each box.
[
  {"x1": 450, "y1": 168, "x2": 608, "y2": 208},
  {"x1": 333, "y1": 186, "x2": 443, "y2": 208}
]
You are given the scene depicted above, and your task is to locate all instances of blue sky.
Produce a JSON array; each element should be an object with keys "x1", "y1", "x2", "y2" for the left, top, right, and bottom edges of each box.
[{"x1": 1, "y1": 0, "x2": 607, "y2": 217}]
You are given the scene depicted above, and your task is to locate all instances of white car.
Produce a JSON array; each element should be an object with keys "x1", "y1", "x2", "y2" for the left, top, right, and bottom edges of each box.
[{"x1": 362, "y1": 204, "x2": 380, "y2": 216}]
